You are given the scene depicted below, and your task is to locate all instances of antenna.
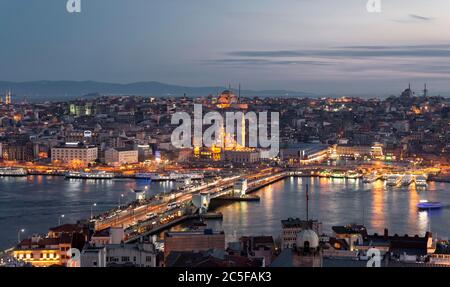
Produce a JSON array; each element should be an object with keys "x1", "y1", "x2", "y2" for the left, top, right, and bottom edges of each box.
[
  {"x1": 238, "y1": 83, "x2": 241, "y2": 99},
  {"x1": 306, "y1": 184, "x2": 309, "y2": 221}
]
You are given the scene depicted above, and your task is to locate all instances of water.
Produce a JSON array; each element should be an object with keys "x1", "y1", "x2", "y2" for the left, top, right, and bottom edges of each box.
[
  {"x1": 212, "y1": 177, "x2": 450, "y2": 243},
  {"x1": 0, "y1": 175, "x2": 174, "y2": 250},
  {"x1": 1, "y1": 175, "x2": 449, "y2": 250}
]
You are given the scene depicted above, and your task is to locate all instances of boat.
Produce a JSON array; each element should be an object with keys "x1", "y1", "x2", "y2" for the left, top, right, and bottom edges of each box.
[
  {"x1": 417, "y1": 200, "x2": 443, "y2": 210},
  {"x1": 386, "y1": 174, "x2": 401, "y2": 187},
  {"x1": 401, "y1": 174, "x2": 413, "y2": 186},
  {"x1": 65, "y1": 170, "x2": 114, "y2": 179},
  {"x1": 415, "y1": 175, "x2": 428, "y2": 188},
  {"x1": 318, "y1": 170, "x2": 331, "y2": 178},
  {"x1": 363, "y1": 173, "x2": 379, "y2": 183},
  {"x1": 331, "y1": 170, "x2": 346, "y2": 178},
  {"x1": 0, "y1": 167, "x2": 28, "y2": 176},
  {"x1": 135, "y1": 173, "x2": 169, "y2": 181},
  {"x1": 346, "y1": 170, "x2": 362, "y2": 179}
]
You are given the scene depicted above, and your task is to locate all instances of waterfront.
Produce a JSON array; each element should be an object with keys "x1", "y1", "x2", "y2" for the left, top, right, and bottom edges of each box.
[
  {"x1": 0, "y1": 176, "x2": 174, "y2": 250},
  {"x1": 1, "y1": 175, "x2": 450, "y2": 250}
]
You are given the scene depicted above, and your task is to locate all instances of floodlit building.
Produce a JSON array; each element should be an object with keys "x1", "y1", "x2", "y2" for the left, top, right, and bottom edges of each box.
[
  {"x1": 51, "y1": 142, "x2": 98, "y2": 165},
  {"x1": 104, "y1": 147, "x2": 138, "y2": 166}
]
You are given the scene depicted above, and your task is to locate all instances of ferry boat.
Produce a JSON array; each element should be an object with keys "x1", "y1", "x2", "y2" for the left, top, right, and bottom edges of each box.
[
  {"x1": 135, "y1": 173, "x2": 169, "y2": 181},
  {"x1": 386, "y1": 174, "x2": 402, "y2": 187},
  {"x1": 0, "y1": 167, "x2": 28, "y2": 176},
  {"x1": 417, "y1": 200, "x2": 442, "y2": 210},
  {"x1": 363, "y1": 173, "x2": 379, "y2": 183},
  {"x1": 65, "y1": 170, "x2": 114, "y2": 179},
  {"x1": 346, "y1": 170, "x2": 362, "y2": 179},
  {"x1": 331, "y1": 170, "x2": 346, "y2": 178},
  {"x1": 401, "y1": 174, "x2": 414, "y2": 187},
  {"x1": 415, "y1": 175, "x2": 428, "y2": 188},
  {"x1": 318, "y1": 170, "x2": 331, "y2": 178}
]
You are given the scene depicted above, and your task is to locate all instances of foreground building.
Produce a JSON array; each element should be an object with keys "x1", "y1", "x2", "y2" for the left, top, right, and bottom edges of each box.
[{"x1": 164, "y1": 229, "x2": 225, "y2": 258}]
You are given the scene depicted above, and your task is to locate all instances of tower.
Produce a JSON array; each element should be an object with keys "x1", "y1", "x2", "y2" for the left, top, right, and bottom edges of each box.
[
  {"x1": 423, "y1": 83, "x2": 428, "y2": 97},
  {"x1": 5, "y1": 91, "x2": 11, "y2": 105}
]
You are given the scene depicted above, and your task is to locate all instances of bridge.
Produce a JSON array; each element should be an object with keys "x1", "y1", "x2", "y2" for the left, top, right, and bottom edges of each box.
[{"x1": 92, "y1": 168, "x2": 289, "y2": 242}]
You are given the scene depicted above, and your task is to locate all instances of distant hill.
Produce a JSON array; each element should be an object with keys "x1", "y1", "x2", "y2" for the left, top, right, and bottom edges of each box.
[{"x1": 0, "y1": 81, "x2": 316, "y2": 102}]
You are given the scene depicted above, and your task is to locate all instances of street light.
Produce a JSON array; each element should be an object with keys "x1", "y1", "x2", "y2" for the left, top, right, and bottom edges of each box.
[
  {"x1": 17, "y1": 229, "x2": 25, "y2": 243},
  {"x1": 90, "y1": 203, "x2": 97, "y2": 220},
  {"x1": 59, "y1": 214, "x2": 65, "y2": 225}
]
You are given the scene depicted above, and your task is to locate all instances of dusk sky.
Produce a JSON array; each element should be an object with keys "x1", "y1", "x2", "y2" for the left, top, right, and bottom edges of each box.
[{"x1": 1, "y1": 0, "x2": 450, "y2": 96}]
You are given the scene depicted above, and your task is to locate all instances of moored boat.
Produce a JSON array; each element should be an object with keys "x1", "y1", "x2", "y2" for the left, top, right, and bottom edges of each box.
[
  {"x1": 386, "y1": 174, "x2": 401, "y2": 187},
  {"x1": 415, "y1": 175, "x2": 428, "y2": 188},
  {"x1": 65, "y1": 170, "x2": 114, "y2": 179},
  {"x1": 417, "y1": 200, "x2": 442, "y2": 210},
  {"x1": 0, "y1": 167, "x2": 28, "y2": 176},
  {"x1": 401, "y1": 174, "x2": 413, "y2": 186}
]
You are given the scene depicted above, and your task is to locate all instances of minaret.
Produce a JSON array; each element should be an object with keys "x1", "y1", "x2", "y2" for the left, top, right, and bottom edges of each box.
[
  {"x1": 423, "y1": 84, "x2": 428, "y2": 97},
  {"x1": 5, "y1": 91, "x2": 11, "y2": 105}
]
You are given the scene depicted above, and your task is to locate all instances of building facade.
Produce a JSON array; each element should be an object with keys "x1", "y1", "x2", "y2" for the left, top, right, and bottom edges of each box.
[
  {"x1": 104, "y1": 148, "x2": 138, "y2": 166},
  {"x1": 51, "y1": 143, "x2": 98, "y2": 165}
]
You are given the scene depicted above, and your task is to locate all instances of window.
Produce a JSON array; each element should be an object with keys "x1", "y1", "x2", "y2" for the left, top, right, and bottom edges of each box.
[
  {"x1": 121, "y1": 256, "x2": 130, "y2": 262},
  {"x1": 146, "y1": 256, "x2": 152, "y2": 262}
]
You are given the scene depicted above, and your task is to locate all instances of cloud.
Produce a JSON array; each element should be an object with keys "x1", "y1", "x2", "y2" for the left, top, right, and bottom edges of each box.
[
  {"x1": 228, "y1": 45, "x2": 450, "y2": 59},
  {"x1": 393, "y1": 14, "x2": 435, "y2": 23},
  {"x1": 202, "y1": 58, "x2": 329, "y2": 67},
  {"x1": 409, "y1": 14, "x2": 434, "y2": 21}
]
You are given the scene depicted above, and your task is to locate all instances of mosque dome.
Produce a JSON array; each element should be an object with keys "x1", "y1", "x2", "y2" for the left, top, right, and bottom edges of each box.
[
  {"x1": 296, "y1": 229, "x2": 319, "y2": 250},
  {"x1": 218, "y1": 90, "x2": 238, "y2": 104}
]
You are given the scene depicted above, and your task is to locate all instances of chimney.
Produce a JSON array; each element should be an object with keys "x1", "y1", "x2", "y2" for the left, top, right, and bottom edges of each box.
[{"x1": 384, "y1": 228, "x2": 388, "y2": 237}]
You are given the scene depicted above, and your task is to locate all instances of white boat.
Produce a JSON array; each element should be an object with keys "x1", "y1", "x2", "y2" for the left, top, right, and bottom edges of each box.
[
  {"x1": 135, "y1": 173, "x2": 169, "y2": 181},
  {"x1": 65, "y1": 170, "x2": 114, "y2": 179},
  {"x1": 346, "y1": 170, "x2": 362, "y2": 179},
  {"x1": 386, "y1": 174, "x2": 401, "y2": 186},
  {"x1": 363, "y1": 173, "x2": 379, "y2": 183},
  {"x1": 415, "y1": 175, "x2": 428, "y2": 188},
  {"x1": 401, "y1": 174, "x2": 413, "y2": 186},
  {"x1": 0, "y1": 167, "x2": 28, "y2": 176}
]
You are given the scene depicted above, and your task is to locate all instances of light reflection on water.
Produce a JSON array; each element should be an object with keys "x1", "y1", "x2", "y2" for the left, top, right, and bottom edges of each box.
[
  {"x1": 1, "y1": 176, "x2": 449, "y2": 249},
  {"x1": 212, "y1": 177, "x2": 450, "y2": 244},
  {"x1": 0, "y1": 176, "x2": 174, "y2": 250}
]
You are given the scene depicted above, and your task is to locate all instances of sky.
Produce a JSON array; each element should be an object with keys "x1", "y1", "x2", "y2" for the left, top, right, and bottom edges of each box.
[{"x1": 1, "y1": 0, "x2": 450, "y2": 96}]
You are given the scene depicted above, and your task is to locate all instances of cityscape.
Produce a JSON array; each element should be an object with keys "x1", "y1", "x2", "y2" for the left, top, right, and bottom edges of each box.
[{"x1": 1, "y1": 0, "x2": 450, "y2": 272}]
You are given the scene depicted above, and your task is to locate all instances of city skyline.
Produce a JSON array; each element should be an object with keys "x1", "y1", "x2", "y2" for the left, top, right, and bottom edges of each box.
[{"x1": 1, "y1": 0, "x2": 450, "y2": 96}]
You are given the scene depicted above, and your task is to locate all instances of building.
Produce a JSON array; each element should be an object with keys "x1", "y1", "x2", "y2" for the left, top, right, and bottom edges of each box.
[
  {"x1": 281, "y1": 218, "x2": 323, "y2": 249},
  {"x1": 13, "y1": 232, "x2": 86, "y2": 267},
  {"x1": 90, "y1": 227, "x2": 125, "y2": 246},
  {"x1": 104, "y1": 147, "x2": 138, "y2": 166},
  {"x1": 280, "y1": 143, "x2": 329, "y2": 163},
  {"x1": 164, "y1": 229, "x2": 225, "y2": 258},
  {"x1": 239, "y1": 236, "x2": 275, "y2": 266},
  {"x1": 1, "y1": 141, "x2": 34, "y2": 161},
  {"x1": 224, "y1": 149, "x2": 260, "y2": 163},
  {"x1": 165, "y1": 250, "x2": 260, "y2": 267},
  {"x1": 51, "y1": 142, "x2": 98, "y2": 165},
  {"x1": 335, "y1": 145, "x2": 372, "y2": 158},
  {"x1": 80, "y1": 242, "x2": 157, "y2": 267},
  {"x1": 271, "y1": 228, "x2": 322, "y2": 267}
]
